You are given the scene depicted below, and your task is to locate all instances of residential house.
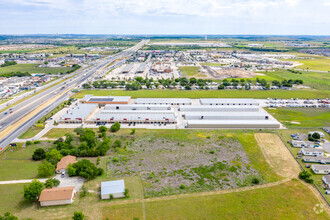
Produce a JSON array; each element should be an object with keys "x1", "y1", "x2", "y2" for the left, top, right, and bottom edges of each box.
[
  {"x1": 300, "y1": 148, "x2": 324, "y2": 157},
  {"x1": 303, "y1": 156, "x2": 330, "y2": 164},
  {"x1": 309, "y1": 131, "x2": 325, "y2": 138},
  {"x1": 311, "y1": 165, "x2": 330, "y2": 174},
  {"x1": 323, "y1": 127, "x2": 330, "y2": 135},
  {"x1": 292, "y1": 140, "x2": 314, "y2": 148},
  {"x1": 39, "y1": 187, "x2": 76, "y2": 207},
  {"x1": 322, "y1": 175, "x2": 330, "y2": 188},
  {"x1": 56, "y1": 155, "x2": 77, "y2": 174}
]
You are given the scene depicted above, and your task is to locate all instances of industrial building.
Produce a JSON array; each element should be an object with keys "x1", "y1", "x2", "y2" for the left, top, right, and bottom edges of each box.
[
  {"x1": 186, "y1": 120, "x2": 280, "y2": 129},
  {"x1": 122, "y1": 64, "x2": 134, "y2": 73},
  {"x1": 91, "y1": 110, "x2": 176, "y2": 124},
  {"x1": 179, "y1": 105, "x2": 259, "y2": 112},
  {"x1": 184, "y1": 112, "x2": 270, "y2": 120},
  {"x1": 80, "y1": 95, "x2": 131, "y2": 105},
  {"x1": 200, "y1": 98, "x2": 259, "y2": 106},
  {"x1": 101, "y1": 180, "x2": 125, "y2": 199},
  {"x1": 105, "y1": 104, "x2": 171, "y2": 111},
  {"x1": 135, "y1": 98, "x2": 192, "y2": 105},
  {"x1": 59, "y1": 103, "x2": 98, "y2": 123},
  {"x1": 136, "y1": 63, "x2": 146, "y2": 73}
]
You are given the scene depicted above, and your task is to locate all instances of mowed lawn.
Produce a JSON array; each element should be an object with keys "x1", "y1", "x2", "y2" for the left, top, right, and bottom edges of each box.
[
  {"x1": 103, "y1": 180, "x2": 328, "y2": 220},
  {"x1": 0, "y1": 142, "x2": 52, "y2": 181},
  {"x1": 266, "y1": 108, "x2": 330, "y2": 128},
  {"x1": 18, "y1": 126, "x2": 44, "y2": 139},
  {"x1": 0, "y1": 64, "x2": 73, "y2": 75},
  {"x1": 75, "y1": 89, "x2": 329, "y2": 99}
]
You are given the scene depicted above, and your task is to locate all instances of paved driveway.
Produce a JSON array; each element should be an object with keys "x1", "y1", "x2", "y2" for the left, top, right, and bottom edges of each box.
[{"x1": 54, "y1": 174, "x2": 85, "y2": 191}]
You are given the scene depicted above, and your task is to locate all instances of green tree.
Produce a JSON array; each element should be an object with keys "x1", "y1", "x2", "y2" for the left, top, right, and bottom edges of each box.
[
  {"x1": 46, "y1": 149, "x2": 63, "y2": 165},
  {"x1": 99, "y1": 126, "x2": 107, "y2": 133},
  {"x1": 72, "y1": 211, "x2": 84, "y2": 220},
  {"x1": 44, "y1": 178, "x2": 60, "y2": 188},
  {"x1": 32, "y1": 148, "x2": 46, "y2": 161},
  {"x1": 24, "y1": 179, "x2": 44, "y2": 201},
  {"x1": 38, "y1": 161, "x2": 55, "y2": 177},
  {"x1": 68, "y1": 159, "x2": 103, "y2": 179},
  {"x1": 0, "y1": 212, "x2": 18, "y2": 220},
  {"x1": 110, "y1": 122, "x2": 121, "y2": 132},
  {"x1": 312, "y1": 132, "x2": 320, "y2": 139}
]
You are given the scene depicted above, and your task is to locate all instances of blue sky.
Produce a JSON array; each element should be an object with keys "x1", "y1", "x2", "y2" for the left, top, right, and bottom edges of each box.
[{"x1": 0, "y1": 0, "x2": 329, "y2": 35}]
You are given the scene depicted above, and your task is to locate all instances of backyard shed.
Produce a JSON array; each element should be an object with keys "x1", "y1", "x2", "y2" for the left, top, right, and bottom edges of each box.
[{"x1": 101, "y1": 180, "x2": 125, "y2": 199}]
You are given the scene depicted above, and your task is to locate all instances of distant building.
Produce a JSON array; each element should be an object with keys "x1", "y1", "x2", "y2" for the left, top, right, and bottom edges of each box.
[
  {"x1": 308, "y1": 131, "x2": 325, "y2": 138},
  {"x1": 80, "y1": 95, "x2": 131, "y2": 106},
  {"x1": 300, "y1": 148, "x2": 324, "y2": 157},
  {"x1": 291, "y1": 140, "x2": 314, "y2": 148},
  {"x1": 311, "y1": 165, "x2": 330, "y2": 174}
]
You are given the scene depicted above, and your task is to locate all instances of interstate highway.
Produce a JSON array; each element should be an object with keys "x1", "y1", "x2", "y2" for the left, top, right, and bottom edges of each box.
[{"x1": 0, "y1": 39, "x2": 148, "y2": 148}]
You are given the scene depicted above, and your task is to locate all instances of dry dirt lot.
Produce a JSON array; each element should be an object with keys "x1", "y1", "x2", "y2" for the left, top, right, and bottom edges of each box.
[{"x1": 255, "y1": 133, "x2": 301, "y2": 178}]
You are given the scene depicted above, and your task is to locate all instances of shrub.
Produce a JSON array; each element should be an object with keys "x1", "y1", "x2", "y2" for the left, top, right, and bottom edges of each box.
[
  {"x1": 99, "y1": 126, "x2": 107, "y2": 133},
  {"x1": 33, "y1": 141, "x2": 41, "y2": 144},
  {"x1": 110, "y1": 194, "x2": 114, "y2": 200},
  {"x1": 68, "y1": 159, "x2": 103, "y2": 179},
  {"x1": 124, "y1": 188, "x2": 129, "y2": 198},
  {"x1": 80, "y1": 186, "x2": 88, "y2": 197},
  {"x1": 72, "y1": 211, "x2": 84, "y2": 220},
  {"x1": 179, "y1": 184, "x2": 186, "y2": 189},
  {"x1": 32, "y1": 148, "x2": 46, "y2": 161},
  {"x1": 251, "y1": 177, "x2": 260, "y2": 185},
  {"x1": 26, "y1": 141, "x2": 32, "y2": 146},
  {"x1": 38, "y1": 161, "x2": 55, "y2": 177},
  {"x1": 130, "y1": 129, "x2": 136, "y2": 135},
  {"x1": 110, "y1": 122, "x2": 120, "y2": 132},
  {"x1": 45, "y1": 178, "x2": 60, "y2": 188},
  {"x1": 299, "y1": 170, "x2": 314, "y2": 184},
  {"x1": 209, "y1": 150, "x2": 215, "y2": 154},
  {"x1": 0, "y1": 212, "x2": 18, "y2": 220},
  {"x1": 113, "y1": 140, "x2": 122, "y2": 148},
  {"x1": 23, "y1": 179, "x2": 44, "y2": 201}
]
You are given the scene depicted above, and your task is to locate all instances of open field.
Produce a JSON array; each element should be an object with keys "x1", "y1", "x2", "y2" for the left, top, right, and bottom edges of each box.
[
  {"x1": 255, "y1": 133, "x2": 300, "y2": 178},
  {"x1": 0, "y1": 64, "x2": 73, "y2": 75},
  {"x1": 18, "y1": 125, "x2": 44, "y2": 139},
  {"x1": 75, "y1": 89, "x2": 330, "y2": 99},
  {"x1": 266, "y1": 108, "x2": 330, "y2": 128},
  {"x1": 276, "y1": 129, "x2": 330, "y2": 204},
  {"x1": 289, "y1": 58, "x2": 330, "y2": 71},
  {"x1": 0, "y1": 141, "x2": 52, "y2": 181},
  {"x1": 178, "y1": 66, "x2": 201, "y2": 77},
  {"x1": 199, "y1": 63, "x2": 226, "y2": 66},
  {"x1": 103, "y1": 180, "x2": 328, "y2": 220}
]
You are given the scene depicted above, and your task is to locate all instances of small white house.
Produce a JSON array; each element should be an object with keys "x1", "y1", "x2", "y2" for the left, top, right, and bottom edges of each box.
[
  {"x1": 101, "y1": 180, "x2": 125, "y2": 199},
  {"x1": 312, "y1": 165, "x2": 330, "y2": 174},
  {"x1": 292, "y1": 140, "x2": 314, "y2": 148},
  {"x1": 322, "y1": 175, "x2": 330, "y2": 188},
  {"x1": 300, "y1": 148, "x2": 324, "y2": 157},
  {"x1": 308, "y1": 131, "x2": 325, "y2": 138}
]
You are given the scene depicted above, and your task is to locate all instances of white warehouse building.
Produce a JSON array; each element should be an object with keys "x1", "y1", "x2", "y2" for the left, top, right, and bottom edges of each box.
[
  {"x1": 135, "y1": 98, "x2": 192, "y2": 105},
  {"x1": 186, "y1": 120, "x2": 281, "y2": 129},
  {"x1": 179, "y1": 105, "x2": 259, "y2": 112},
  {"x1": 200, "y1": 98, "x2": 259, "y2": 106},
  {"x1": 105, "y1": 104, "x2": 171, "y2": 111},
  {"x1": 184, "y1": 112, "x2": 270, "y2": 120}
]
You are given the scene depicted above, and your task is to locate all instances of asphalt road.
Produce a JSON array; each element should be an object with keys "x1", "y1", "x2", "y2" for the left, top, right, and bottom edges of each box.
[{"x1": 0, "y1": 40, "x2": 148, "y2": 148}]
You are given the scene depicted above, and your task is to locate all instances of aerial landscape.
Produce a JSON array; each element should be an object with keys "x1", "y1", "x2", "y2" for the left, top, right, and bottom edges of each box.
[{"x1": 0, "y1": 0, "x2": 329, "y2": 219}]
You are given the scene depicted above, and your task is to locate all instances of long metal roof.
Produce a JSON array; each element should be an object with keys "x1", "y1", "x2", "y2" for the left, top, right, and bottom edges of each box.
[
  {"x1": 61, "y1": 104, "x2": 98, "y2": 120},
  {"x1": 101, "y1": 180, "x2": 125, "y2": 195},
  {"x1": 135, "y1": 98, "x2": 192, "y2": 104},
  {"x1": 200, "y1": 98, "x2": 259, "y2": 105}
]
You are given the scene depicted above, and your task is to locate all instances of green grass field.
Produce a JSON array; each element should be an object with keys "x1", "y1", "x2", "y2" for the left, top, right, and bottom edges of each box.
[
  {"x1": 266, "y1": 108, "x2": 330, "y2": 128},
  {"x1": 0, "y1": 64, "x2": 73, "y2": 75},
  {"x1": 75, "y1": 89, "x2": 330, "y2": 99},
  {"x1": 178, "y1": 66, "x2": 201, "y2": 77},
  {"x1": 18, "y1": 126, "x2": 44, "y2": 139},
  {"x1": 103, "y1": 180, "x2": 328, "y2": 220},
  {"x1": 0, "y1": 142, "x2": 52, "y2": 181},
  {"x1": 199, "y1": 63, "x2": 226, "y2": 66},
  {"x1": 289, "y1": 58, "x2": 330, "y2": 71}
]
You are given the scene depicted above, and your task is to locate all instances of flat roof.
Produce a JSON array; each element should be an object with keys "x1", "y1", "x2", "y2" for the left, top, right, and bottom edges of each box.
[
  {"x1": 101, "y1": 180, "x2": 125, "y2": 195},
  {"x1": 135, "y1": 98, "x2": 192, "y2": 104},
  {"x1": 61, "y1": 104, "x2": 97, "y2": 120},
  {"x1": 200, "y1": 98, "x2": 258, "y2": 105},
  {"x1": 187, "y1": 120, "x2": 280, "y2": 125},
  {"x1": 312, "y1": 164, "x2": 330, "y2": 169},
  {"x1": 95, "y1": 113, "x2": 176, "y2": 120},
  {"x1": 185, "y1": 112, "x2": 268, "y2": 117},
  {"x1": 179, "y1": 105, "x2": 259, "y2": 109},
  {"x1": 82, "y1": 95, "x2": 131, "y2": 103},
  {"x1": 302, "y1": 148, "x2": 324, "y2": 153}
]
